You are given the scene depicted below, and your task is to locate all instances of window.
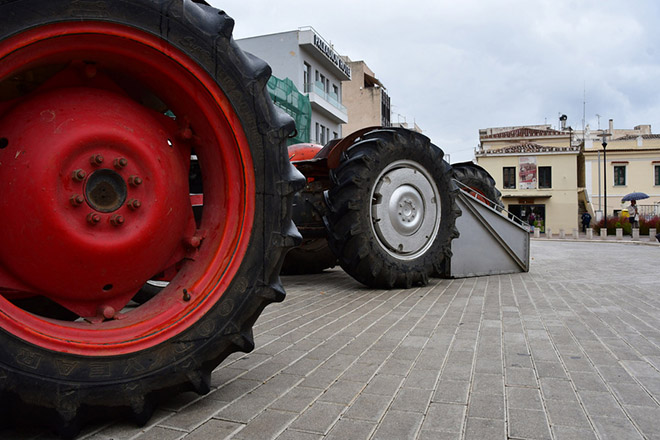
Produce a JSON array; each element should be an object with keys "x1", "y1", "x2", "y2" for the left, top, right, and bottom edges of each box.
[
  {"x1": 503, "y1": 167, "x2": 516, "y2": 189},
  {"x1": 538, "y1": 166, "x2": 552, "y2": 189},
  {"x1": 613, "y1": 165, "x2": 626, "y2": 186},
  {"x1": 303, "y1": 62, "x2": 311, "y2": 92},
  {"x1": 655, "y1": 165, "x2": 660, "y2": 186},
  {"x1": 319, "y1": 124, "x2": 326, "y2": 144},
  {"x1": 315, "y1": 123, "x2": 320, "y2": 143}
]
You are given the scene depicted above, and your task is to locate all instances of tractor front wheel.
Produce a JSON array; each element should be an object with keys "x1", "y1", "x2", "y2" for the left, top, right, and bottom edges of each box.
[{"x1": 324, "y1": 129, "x2": 459, "y2": 288}]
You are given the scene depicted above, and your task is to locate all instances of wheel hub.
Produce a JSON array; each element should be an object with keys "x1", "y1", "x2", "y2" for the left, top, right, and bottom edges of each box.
[
  {"x1": 372, "y1": 161, "x2": 441, "y2": 258},
  {"x1": 85, "y1": 169, "x2": 127, "y2": 212},
  {"x1": 0, "y1": 87, "x2": 191, "y2": 317}
]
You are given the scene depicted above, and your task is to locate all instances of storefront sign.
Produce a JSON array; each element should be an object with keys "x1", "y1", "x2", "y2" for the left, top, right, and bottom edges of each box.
[
  {"x1": 519, "y1": 156, "x2": 537, "y2": 190},
  {"x1": 313, "y1": 34, "x2": 351, "y2": 79}
]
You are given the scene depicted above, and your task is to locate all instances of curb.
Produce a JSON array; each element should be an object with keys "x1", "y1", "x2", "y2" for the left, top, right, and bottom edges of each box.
[{"x1": 531, "y1": 237, "x2": 660, "y2": 247}]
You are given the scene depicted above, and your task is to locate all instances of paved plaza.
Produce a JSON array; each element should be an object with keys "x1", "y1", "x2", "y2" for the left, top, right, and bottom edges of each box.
[{"x1": 3, "y1": 239, "x2": 660, "y2": 440}]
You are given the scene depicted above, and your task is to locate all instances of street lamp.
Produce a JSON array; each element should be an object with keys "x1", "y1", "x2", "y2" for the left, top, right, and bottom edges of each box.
[{"x1": 600, "y1": 131, "x2": 611, "y2": 227}]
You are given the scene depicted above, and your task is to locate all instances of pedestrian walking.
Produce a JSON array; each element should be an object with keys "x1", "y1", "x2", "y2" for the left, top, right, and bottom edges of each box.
[
  {"x1": 628, "y1": 200, "x2": 639, "y2": 228},
  {"x1": 581, "y1": 211, "x2": 592, "y2": 232}
]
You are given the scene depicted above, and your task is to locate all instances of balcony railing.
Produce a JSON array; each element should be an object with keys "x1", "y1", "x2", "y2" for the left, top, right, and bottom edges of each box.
[{"x1": 305, "y1": 82, "x2": 346, "y2": 113}]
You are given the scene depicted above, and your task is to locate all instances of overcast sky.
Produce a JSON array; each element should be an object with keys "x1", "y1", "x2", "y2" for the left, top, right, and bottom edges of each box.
[{"x1": 209, "y1": 0, "x2": 660, "y2": 163}]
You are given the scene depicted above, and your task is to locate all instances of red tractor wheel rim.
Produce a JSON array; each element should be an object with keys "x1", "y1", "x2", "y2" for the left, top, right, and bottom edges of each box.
[{"x1": 0, "y1": 23, "x2": 255, "y2": 355}]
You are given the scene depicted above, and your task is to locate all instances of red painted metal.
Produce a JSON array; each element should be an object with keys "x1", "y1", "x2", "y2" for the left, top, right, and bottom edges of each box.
[
  {"x1": 0, "y1": 22, "x2": 255, "y2": 355},
  {"x1": 287, "y1": 143, "x2": 323, "y2": 162}
]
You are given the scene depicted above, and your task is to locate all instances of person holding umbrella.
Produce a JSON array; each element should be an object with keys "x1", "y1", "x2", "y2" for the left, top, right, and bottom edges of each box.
[
  {"x1": 627, "y1": 200, "x2": 639, "y2": 228},
  {"x1": 622, "y1": 192, "x2": 649, "y2": 229}
]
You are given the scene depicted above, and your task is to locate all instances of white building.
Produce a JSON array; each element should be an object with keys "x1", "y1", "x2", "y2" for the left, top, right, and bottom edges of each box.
[{"x1": 237, "y1": 27, "x2": 350, "y2": 144}]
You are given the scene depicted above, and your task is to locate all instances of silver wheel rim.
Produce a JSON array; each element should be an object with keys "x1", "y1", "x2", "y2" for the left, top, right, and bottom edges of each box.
[{"x1": 370, "y1": 160, "x2": 441, "y2": 260}]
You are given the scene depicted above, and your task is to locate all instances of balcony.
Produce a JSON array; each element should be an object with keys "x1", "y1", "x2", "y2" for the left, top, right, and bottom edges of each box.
[{"x1": 305, "y1": 82, "x2": 348, "y2": 124}]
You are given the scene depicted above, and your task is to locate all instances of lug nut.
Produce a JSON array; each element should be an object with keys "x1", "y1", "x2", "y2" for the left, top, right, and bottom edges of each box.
[
  {"x1": 113, "y1": 157, "x2": 128, "y2": 169},
  {"x1": 72, "y1": 169, "x2": 87, "y2": 182},
  {"x1": 89, "y1": 154, "x2": 104, "y2": 166},
  {"x1": 128, "y1": 175, "x2": 143, "y2": 187},
  {"x1": 86, "y1": 212, "x2": 101, "y2": 225},
  {"x1": 185, "y1": 236, "x2": 202, "y2": 249},
  {"x1": 109, "y1": 214, "x2": 124, "y2": 226},
  {"x1": 127, "y1": 199, "x2": 142, "y2": 210},
  {"x1": 99, "y1": 305, "x2": 115, "y2": 320},
  {"x1": 69, "y1": 194, "x2": 85, "y2": 207}
]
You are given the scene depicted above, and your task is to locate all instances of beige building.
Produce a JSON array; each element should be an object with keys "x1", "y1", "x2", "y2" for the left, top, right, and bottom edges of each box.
[
  {"x1": 341, "y1": 59, "x2": 390, "y2": 135},
  {"x1": 475, "y1": 126, "x2": 580, "y2": 233},
  {"x1": 475, "y1": 121, "x2": 660, "y2": 234},
  {"x1": 583, "y1": 120, "x2": 660, "y2": 219}
]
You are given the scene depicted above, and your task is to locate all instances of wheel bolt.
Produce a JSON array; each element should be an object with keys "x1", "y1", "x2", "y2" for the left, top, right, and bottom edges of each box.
[
  {"x1": 89, "y1": 154, "x2": 104, "y2": 166},
  {"x1": 113, "y1": 157, "x2": 128, "y2": 169},
  {"x1": 99, "y1": 305, "x2": 115, "y2": 320},
  {"x1": 69, "y1": 194, "x2": 85, "y2": 207},
  {"x1": 110, "y1": 214, "x2": 124, "y2": 226},
  {"x1": 87, "y1": 212, "x2": 101, "y2": 225},
  {"x1": 128, "y1": 175, "x2": 143, "y2": 186},
  {"x1": 127, "y1": 199, "x2": 142, "y2": 210},
  {"x1": 185, "y1": 236, "x2": 202, "y2": 249},
  {"x1": 72, "y1": 169, "x2": 87, "y2": 182}
]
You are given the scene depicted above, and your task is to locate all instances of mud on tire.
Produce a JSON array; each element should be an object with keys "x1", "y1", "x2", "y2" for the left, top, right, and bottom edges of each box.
[
  {"x1": 324, "y1": 128, "x2": 460, "y2": 289},
  {"x1": 0, "y1": 0, "x2": 303, "y2": 436}
]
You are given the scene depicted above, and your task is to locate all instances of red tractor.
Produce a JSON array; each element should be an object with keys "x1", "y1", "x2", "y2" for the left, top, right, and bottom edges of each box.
[{"x1": 0, "y1": 0, "x2": 506, "y2": 435}]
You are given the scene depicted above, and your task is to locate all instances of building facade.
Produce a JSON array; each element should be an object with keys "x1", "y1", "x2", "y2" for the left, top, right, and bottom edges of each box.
[
  {"x1": 475, "y1": 126, "x2": 580, "y2": 233},
  {"x1": 237, "y1": 27, "x2": 350, "y2": 144},
  {"x1": 583, "y1": 120, "x2": 660, "y2": 219},
  {"x1": 341, "y1": 59, "x2": 390, "y2": 135},
  {"x1": 476, "y1": 121, "x2": 660, "y2": 233}
]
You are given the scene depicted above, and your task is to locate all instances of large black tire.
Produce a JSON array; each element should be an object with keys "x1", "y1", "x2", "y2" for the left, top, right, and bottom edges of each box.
[
  {"x1": 0, "y1": 0, "x2": 303, "y2": 436},
  {"x1": 324, "y1": 128, "x2": 460, "y2": 288},
  {"x1": 451, "y1": 162, "x2": 504, "y2": 209}
]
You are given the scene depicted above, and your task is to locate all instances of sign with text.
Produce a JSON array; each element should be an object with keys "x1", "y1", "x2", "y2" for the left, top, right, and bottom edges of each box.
[{"x1": 519, "y1": 156, "x2": 537, "y2": 190}]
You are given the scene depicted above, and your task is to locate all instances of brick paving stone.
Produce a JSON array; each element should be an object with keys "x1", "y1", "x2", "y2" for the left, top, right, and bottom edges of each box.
[
  {"x1": 505, "y1": 366, "x2": 538, "y2": 387},
  {"x1": 467, "y1": 393, "x2": 504, "y2": 419},
  {"x1": 371, "y1": 409, "x2": 424, "y2": 439},
  {"x1": 543, "y1": 399, "x2": 590, "y2": 427},
  {"x1": 506, "y1": 386, "x2": 544, "y2": 411},
  {"x1": 183, "y1": 419, "x2": 242, "y2": 440},
  {"x1": 432, "y1": 380, "x2": 470, "y2": 404},
  {"x1": 471, "y1": 373, "x2": 504, "y2": 395},
  {"x1": 390, "y1": 388, "x2": 433, "y2": 413},
  {"x1": 420, "y1": 402, "x2": 465, "y2": 434},
  {"x1": 270, "y1": 386, "x2": 323, "y2": 413},
  {"x1": 232, "y1": 409, "x2": 297, "y2": 440},
  {"x1": 624, "y1": 404, "x2": 660, "y2": 440},
  {"x1": 551, "y1": 425, "x2": 598, "y2": 440},
  {"x1": 325, "y1": 418, "x2": 375, "y2": 440},
  {"x1": 464, "y1": 417, "x2": 506, "y2": 440},
  {"x1": 591, "y1": 416, "x2": 644, "y2": 440},
  {"x1": 539, "y1": 377, "x2": 577, "y2": 401},
  {"x1": 289, "y1": 401, "x2": 344, "y2": 435},
  {"x1": 508, "y1": 408, "x2": 552, "y2": 440},
  {"x1": 568, "y1": 371, "x2": 608, "y2": 393},
  {"x1": 343, "y1": 393, "x2": 392, "y2": 422}
]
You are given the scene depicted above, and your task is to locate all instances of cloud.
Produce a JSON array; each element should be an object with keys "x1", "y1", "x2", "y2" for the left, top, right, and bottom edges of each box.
[{"x1": 210, "y1": 0, "x2": 660, "y2": 162}]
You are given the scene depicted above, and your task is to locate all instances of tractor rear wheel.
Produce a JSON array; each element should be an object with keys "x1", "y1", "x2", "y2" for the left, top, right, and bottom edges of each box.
[
  {"x1": 451, "y1": 163, "x2": 503, "y2": 208},
  {"x1": 0, "y1": 0, "x2": 302, "y2": 436},
  {"x1": 324, "y1": 129, "x2": 459, "y2": 288}
]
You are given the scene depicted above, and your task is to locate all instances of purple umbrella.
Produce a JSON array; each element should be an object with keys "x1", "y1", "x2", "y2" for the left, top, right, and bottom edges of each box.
[{"x1": 621, "y1": 192, "x2": 649, "y2": 202}]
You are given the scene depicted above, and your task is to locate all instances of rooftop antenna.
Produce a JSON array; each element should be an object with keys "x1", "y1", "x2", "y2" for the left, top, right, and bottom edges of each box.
[
  {"x1": 582, "y1": 84, "x2": 586, "y2": 134},
  {"x1": 596, "y1": 114, "x2": 601, "y2": 130}
]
